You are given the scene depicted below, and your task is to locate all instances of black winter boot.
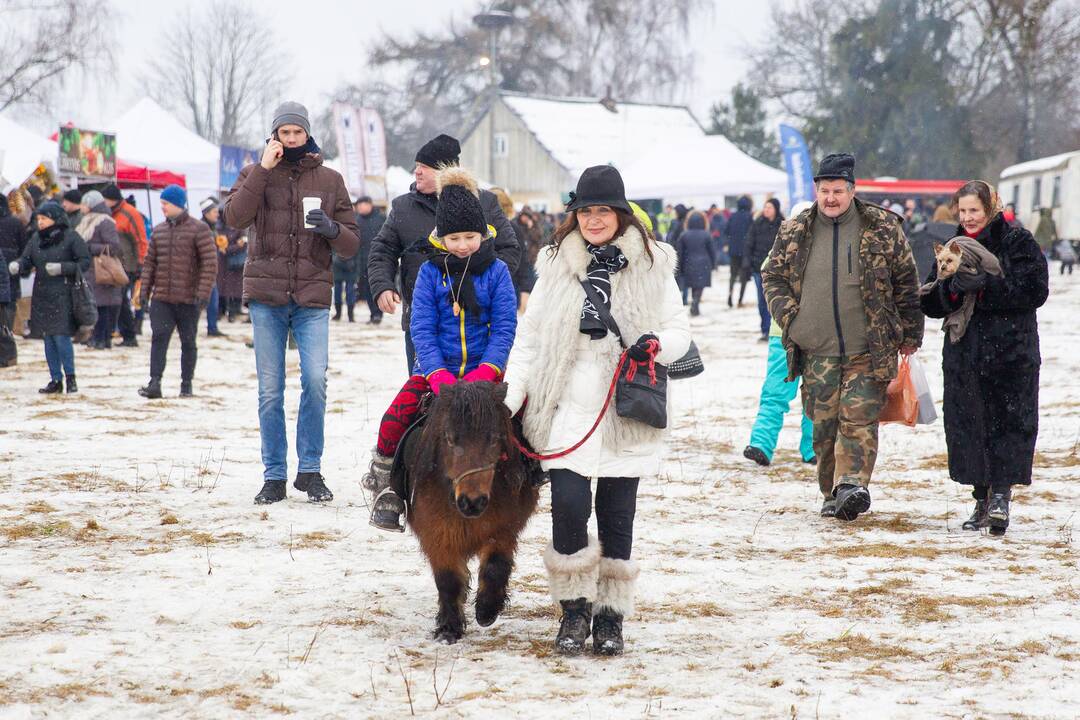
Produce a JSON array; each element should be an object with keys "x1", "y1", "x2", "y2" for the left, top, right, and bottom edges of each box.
[
  {"x1": 295, "y1": 472, "x2": 333, "y2": 503},
  {"x1": 254, "y1": 480, "x2": 287, "y2": 505},
  {"x1": 592, "y1": 611, "x2": 624, "y2": 656},
  {"x1": 65, "y1": 375, "x2": 78, "y2": 394},
  {"x1": 743, "y1": 445, "x2": 770, "y2": 467},
  {"x1": 179, "y1": 381, "x2": 193, "y2": 397},
  {"x1": 39, "y1": 379, "x2": 63, "y2": 394},
  {"x1": 988, "y1": 491, "x2": 1011, "y2": 536},
  {"x1": 833, "y1": 483, "x2": 871, "y2": 521},
  {"x1": 138, "y1": 378, "x2": 162, "y2": 399},
  {"x1": 333, "y1": 304, "x2": 342, "y2": 321},
  {"x1": 820, "y1": 497, "x2": 837, "y2": 517},
  {"x1": 962, "y1": 499, "x2": 989, "y2": 531},
  {"x1": 347, "y1": 304, "x2": 355, "y2": 322},
  {"x1": 555, "y1": 598, "x2": 592, "y2": 656}
]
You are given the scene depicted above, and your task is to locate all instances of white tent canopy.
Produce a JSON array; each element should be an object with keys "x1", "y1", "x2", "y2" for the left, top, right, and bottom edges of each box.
[
  {"x1": 621, "y1": 134, "x2": 788, "y2": 207},
  {"x1": 111, "y1": 98, "x2": 220, "y2": 204},
  {"x1": 0, "y1": 114, "x2": 57, "y2": 192}
]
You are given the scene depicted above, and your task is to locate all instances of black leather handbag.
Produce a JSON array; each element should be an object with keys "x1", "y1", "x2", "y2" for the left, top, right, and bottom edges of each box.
[{"x1": 580, "y1": 281, "x2": 668, "y2": 429}]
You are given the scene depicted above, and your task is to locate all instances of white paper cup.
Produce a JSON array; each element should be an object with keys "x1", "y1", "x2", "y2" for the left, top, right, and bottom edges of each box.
[{"x1": 302, "y1": 196, "x2": 321, "y2": 229}]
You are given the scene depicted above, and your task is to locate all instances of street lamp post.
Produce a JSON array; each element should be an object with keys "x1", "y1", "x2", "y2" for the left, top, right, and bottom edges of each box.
[{"x1": 473, "y1": 9, "x2": 514, "y2": 184}]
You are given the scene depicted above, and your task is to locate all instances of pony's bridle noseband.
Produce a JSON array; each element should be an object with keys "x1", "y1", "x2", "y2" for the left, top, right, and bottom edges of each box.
[{"x1": 450, "y1": 463, "x2": 497, "y2": 491}]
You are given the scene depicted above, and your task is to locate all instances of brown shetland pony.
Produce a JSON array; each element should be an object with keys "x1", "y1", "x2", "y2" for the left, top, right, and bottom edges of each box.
[{"x1": 402, "y1": 381, "x2": 539, "y2": 644}]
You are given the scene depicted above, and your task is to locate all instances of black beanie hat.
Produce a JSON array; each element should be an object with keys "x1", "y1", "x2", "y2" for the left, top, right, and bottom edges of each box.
[
  {"x1": 416, "y1": 134, "x2": 461, "y2": 169},
  {"x1": 565, "y1": 165, "x2": 632, "y2": 215},
  {"x1": 435, "y1": 167, "x2": 487, "y2": 237},
  {"x1": 36, "y1": 200, "x2": 69, "y2": 227},
  {"x1": 101, "y1": 183, "x2": 123, "y2": 202},
  {"x1": 63, "y1": 189, "x2": 83, "y2": 204}
]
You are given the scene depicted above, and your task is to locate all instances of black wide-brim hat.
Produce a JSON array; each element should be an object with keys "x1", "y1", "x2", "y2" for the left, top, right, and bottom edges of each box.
[
  {"x1": 813, "y1": 153, "x2": 856, "y2": 183},
  {"x1": 565, "y1": 165, "x2": 632, "y2": 215}
]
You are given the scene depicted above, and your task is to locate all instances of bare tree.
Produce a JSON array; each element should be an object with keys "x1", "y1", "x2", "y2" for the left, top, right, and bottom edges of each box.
[
  {"x1": 0, "y1": 0, "x2": 114, "y2": 112},
  {"x1": 142, "y1": 0, "x2": 291, "y2": 146}
]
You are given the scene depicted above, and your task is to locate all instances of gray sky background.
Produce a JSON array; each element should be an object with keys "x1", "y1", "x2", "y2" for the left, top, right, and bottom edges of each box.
[{"x1": 30, "y1": 0, "x2": 777, "y2": 143}]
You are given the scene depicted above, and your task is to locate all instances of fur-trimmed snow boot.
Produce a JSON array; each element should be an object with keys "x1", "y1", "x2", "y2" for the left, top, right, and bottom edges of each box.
[
  {"x1": 545, "y1": 536, "x2": 600, "y2": 656},
  {"x1": 364, "y1": 450, "x2": 404, "y2": 532},
  {"x1": 593, "y1": 557, "x2": 639, "y2": 656}
]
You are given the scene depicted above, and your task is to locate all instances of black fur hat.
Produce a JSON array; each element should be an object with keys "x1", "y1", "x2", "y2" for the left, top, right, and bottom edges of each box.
[
  {"x1": 814, "y1": 153, "x2": 856, "y2": 183},
  {"x1": 416, "y1": 134, "x2": 461, "y2": 169},
  {"x1": 435, "y1": 167, "x2": 486, "y2": 237}
]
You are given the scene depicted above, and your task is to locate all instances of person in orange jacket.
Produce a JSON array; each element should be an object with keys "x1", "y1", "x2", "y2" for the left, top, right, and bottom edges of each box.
[{"x1": 103, "y1": 184, "x2": 148, "y2": 344}]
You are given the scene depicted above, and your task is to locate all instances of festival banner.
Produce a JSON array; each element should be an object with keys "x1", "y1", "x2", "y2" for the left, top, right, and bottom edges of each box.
[
  {"x1": 778, "y1": 124, "x2": 815, "y2": 208},
  {"x1": 332, "y1": 102, "x2": 388, "y2": 202},
  {"x1": 57, "y1": 126, "x2": 116, "y2": 178}
]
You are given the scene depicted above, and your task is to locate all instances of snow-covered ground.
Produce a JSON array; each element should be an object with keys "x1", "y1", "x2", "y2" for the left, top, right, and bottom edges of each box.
[{"x1": 2, "y1": 267, "x2": 1078, "y2": 719}]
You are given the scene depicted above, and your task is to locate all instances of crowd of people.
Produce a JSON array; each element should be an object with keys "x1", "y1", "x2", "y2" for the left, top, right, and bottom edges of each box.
[{"x1": 0, "y1": 99, "x2": 1055, "y2": 659}]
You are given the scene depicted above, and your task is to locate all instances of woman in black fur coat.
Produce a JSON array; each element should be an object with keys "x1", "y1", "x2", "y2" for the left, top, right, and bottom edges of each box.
[{"x1": 920, "y1": 181, "x2": 1048, "y2": 535}]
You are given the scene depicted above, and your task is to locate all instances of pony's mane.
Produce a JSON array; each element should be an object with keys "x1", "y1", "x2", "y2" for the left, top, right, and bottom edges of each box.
[{"x1": 413, "y1": 382, "x2": 525, "y2": 491}]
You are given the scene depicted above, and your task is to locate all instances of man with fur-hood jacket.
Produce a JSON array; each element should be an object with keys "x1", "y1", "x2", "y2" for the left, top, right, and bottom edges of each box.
[
  {"x1": 762, "y1": 153, "x2": 923, "y2": 522},
  {"x1": 367, "y1": 134, "x2": 520, "y2": 373}
]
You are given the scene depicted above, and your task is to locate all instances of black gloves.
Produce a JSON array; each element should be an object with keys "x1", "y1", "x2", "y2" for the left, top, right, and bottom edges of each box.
[
  {"x1": 628, "y1": 334, "x2": 660, "y2": 362},
  {"x1": 305, "y1": 209, "x2": 340, "y2": 239},
  {"x1": 951, "y1": 267, "x2": 987, "y2": 293}
]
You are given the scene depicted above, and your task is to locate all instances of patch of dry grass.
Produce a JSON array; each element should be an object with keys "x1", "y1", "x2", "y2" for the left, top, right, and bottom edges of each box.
[
  {"x1": 25, "y1": 500, "x2": 57, "y2": 514},
  {"x1": 786, "y1": 631, "x2": 917, "y2": 662}
]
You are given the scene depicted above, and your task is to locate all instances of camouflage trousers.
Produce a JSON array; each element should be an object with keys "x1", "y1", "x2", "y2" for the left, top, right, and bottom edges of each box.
[{"x1": 800, "y1": 353, "x2": 889, "y2": 498}]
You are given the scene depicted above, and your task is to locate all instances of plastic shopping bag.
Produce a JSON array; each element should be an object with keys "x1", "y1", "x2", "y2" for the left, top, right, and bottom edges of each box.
[
  {"x1": 880, "y1": 355, "x2": 918, "y2": 427},
  {"x1": 907, "y1": 355, "x2": 938, "y2": 425}
]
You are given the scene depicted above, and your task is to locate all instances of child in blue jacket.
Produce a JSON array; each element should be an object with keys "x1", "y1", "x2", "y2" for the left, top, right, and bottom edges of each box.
[{"x1": 365, "y1": 167, "x2": 518, "y2": 531}]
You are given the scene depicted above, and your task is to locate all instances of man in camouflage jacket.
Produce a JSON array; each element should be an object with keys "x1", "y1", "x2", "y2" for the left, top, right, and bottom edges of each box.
[{"x1": 762, "y1": 153, "x2": 923, "y2": 521}]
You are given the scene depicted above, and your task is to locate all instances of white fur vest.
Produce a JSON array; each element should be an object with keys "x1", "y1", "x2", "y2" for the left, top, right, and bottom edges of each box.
[{"x1": 505, "y1": 225, "x2": 687, "y2": 457}]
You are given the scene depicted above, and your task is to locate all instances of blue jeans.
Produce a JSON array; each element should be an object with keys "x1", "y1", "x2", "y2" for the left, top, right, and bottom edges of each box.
[
  {"x1": 207, "y1": 286, "x2": 220, "y2": 333},
  {"x1": 752, "y1": 271, "x2": 770, "y2": 337},
  {"x1": 333, "y1": 278, "x2": 357, "y2": 309},
  {"x1": 749, "y1": 337, "x2": 814, "y2": 462},
  {"x1": 43, "y1": 335, "x2": 75, "y2": 381},
  {"x1": 249, "y1": 301, "x2": 329, "y2": 482}
]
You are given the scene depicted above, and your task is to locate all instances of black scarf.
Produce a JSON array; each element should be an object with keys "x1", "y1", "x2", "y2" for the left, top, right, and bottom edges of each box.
[
  {"x1": 282, "y1": 136, "x2": 320, "y2": 164},
  {"x1": 439, "y1": 238, "x2": 496, "y2": 317},
  {"x1": 580, "y1": 241, "x2": 628, "y2": 339}
]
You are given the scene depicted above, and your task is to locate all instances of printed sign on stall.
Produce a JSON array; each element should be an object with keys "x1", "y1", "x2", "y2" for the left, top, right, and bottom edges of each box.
[{"x1": 58, "y1": 127, "x2": 116, "y2": 178}]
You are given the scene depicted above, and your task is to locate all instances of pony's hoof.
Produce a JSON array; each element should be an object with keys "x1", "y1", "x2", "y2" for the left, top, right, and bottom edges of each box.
[
  {"x1": 475, "y1": 596, "x2": 506, "y2": 627},
  {"x1": 433, "y1": 627, "x2": 463, "y2": 644}
]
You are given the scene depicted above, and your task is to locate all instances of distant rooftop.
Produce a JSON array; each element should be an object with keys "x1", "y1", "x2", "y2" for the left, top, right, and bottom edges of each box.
[{"x1": 1000, "y1": 150, "x2": 1080, "y2": 179}]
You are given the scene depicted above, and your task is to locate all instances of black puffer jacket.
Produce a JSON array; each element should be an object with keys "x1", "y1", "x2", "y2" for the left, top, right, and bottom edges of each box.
[
  {"x1": 0, "y1": 194, "x2": 28, "y2": 301},
  {"x1": 14, "y1": 223, "x2": 91, "y2": 336},
  {"x1": 367, "y1": 184, "x2": 519, "y2": 328},
  {"x1": 724, "y1": 196, "x2": 753, "y2": 258},
  {"x1": 743, "y1": 214, "x2": 783, "y2": 273}
]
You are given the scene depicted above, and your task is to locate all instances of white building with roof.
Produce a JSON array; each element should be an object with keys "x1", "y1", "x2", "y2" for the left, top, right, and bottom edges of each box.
[
  {"x1": 460, "y1": 91, "x2": 708, "y2": 211},
  {"x1": 998, "y1": 150, "x2": 1080, "y2": 240}
]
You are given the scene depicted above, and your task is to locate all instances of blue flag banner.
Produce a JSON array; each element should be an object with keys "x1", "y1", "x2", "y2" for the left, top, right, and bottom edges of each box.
[
  {"x1": 779, "y1": 124, "x2": 815, "y2": 208},
  {"x1": 220, "y1": 145, "x2": 260, "y2": 190}
]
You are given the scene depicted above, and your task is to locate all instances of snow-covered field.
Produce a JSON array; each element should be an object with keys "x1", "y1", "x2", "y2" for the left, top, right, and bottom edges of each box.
[{"x1": 2, "y1": 267, "x2": 1078, "y2": 719}]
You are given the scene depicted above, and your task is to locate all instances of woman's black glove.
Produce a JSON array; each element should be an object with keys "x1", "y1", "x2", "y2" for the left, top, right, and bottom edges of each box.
[
  {"x1": 628, "y1": 334, "x2": 660, "y2": 362},
  {"x1": 951, "y1": 267, "x2": 987, "y2": 293},
  {"x1": 305, "y1": 209, "x2": 340, "y2": 238}
]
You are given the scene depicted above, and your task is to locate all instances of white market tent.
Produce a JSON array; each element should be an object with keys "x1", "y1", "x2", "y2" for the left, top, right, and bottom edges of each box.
[
  {"x1": 111, "y1": 98, "x2": 220, "y2": 206},
  {"x1": 621, "y1": 134, "x2": 788, "y2": 208},
  {"x1": 0, "y1": 114, "x2": 57, "y2": 192},
  {"x1": 501, "y1": 94, "x2": 705, "y2": 180}
]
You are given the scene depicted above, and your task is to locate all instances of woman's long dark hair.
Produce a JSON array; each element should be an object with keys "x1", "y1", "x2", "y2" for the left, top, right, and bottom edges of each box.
[{"x1": 551, "y1": 208, "x2": 655, "y2": 264}]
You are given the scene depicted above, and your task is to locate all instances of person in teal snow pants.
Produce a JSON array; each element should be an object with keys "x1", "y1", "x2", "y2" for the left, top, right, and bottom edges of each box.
[{"x1": 743, "y1": 319, "x2": 816, "y2": 466}]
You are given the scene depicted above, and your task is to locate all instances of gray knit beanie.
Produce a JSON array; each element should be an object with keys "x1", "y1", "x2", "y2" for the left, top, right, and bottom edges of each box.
[{"x1": 271, "y1": 101, "x2": 311, "y2": 135}]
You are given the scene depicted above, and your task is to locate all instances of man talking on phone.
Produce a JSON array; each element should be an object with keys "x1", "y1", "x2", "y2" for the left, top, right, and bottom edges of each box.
[{"x1": 224, "y1": 101, "x2": 360, "y2": 505}]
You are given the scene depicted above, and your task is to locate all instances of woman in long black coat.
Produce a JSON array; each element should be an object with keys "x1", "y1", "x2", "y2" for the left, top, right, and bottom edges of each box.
[
  {"x1": 920, "y1": 181, "x2": 1048, "y2": 535},
  {"x1": 9, "y1": 201, "x2": 91, "y2": 393},
  {"x1": 676, "y1": 211, "x2": 717, "y2": 316}
]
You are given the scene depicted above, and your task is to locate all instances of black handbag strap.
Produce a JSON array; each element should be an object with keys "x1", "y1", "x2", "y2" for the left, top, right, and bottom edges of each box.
[{"x1": 579, "y1": 279, "x2": 627, "y2": 349}]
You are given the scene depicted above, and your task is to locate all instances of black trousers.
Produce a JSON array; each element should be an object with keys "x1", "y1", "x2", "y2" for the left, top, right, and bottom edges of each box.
[
  {"x1": 117, "y1": 273, "x2": 138, "y2": 340},
  {"x1": 549, "y1": 469, "x2": 640, "y2": 560},
  {"x1": 149, "y1": 301, "x2": 199, "y2": 382},
  {"x1": 92, "y1": 305, "x2": 119, "y2": 346}
]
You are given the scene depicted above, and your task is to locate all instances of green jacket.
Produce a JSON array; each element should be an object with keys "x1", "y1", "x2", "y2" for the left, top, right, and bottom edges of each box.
[{"x1": 761, "y1": 198, "x2": 924, "y2": 382}]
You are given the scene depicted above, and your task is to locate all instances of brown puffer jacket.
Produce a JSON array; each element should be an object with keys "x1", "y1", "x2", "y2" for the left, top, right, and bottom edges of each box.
[
  {"x1": 140, "y1": 211, "x2": 217, "y2": 305},
  {"x1": 223, "y1": 153, "x2": 359, "y2": 309}
]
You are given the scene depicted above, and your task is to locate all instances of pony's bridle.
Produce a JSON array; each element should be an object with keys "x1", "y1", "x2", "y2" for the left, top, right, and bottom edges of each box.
[{"x1": 450, "y1": 463, "x2": 497, "y2": 491}]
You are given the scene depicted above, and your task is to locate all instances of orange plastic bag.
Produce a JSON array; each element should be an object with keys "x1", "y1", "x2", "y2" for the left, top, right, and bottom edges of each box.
[{"x1": 880, "y1": 355, "x2": 918, "y2": 427}]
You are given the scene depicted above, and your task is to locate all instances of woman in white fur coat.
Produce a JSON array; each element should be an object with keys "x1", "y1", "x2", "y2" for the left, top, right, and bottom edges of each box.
[{"x1": 504, "y1": 165, "x2": 691, "y2": 656}]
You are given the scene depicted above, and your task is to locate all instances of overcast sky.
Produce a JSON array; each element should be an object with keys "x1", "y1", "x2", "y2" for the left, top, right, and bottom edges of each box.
[{"x1": 31, "y1": 0, "x2": 776, "y2": 138}]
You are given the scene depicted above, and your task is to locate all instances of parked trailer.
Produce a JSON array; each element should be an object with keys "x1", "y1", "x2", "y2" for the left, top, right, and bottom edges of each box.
[{"x1": 999, "y1": 150, "x2": 1080, "y2": 241}]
